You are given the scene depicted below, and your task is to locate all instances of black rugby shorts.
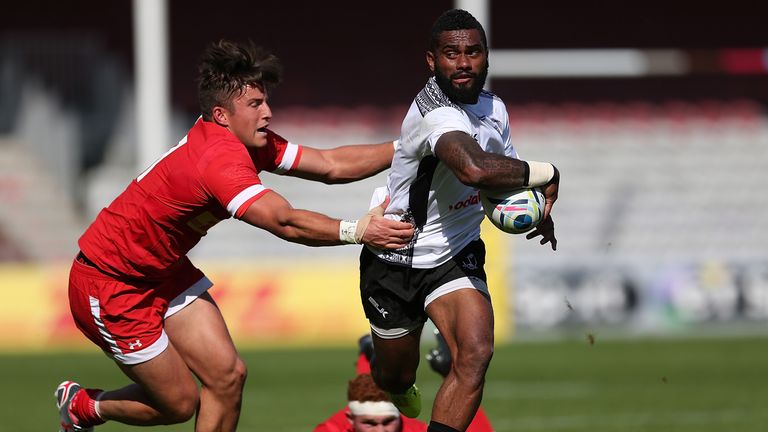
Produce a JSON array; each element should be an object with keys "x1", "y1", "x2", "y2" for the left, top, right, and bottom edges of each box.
[{"x1": 359, "y1": 239, "x2": 489, "y2": 336}]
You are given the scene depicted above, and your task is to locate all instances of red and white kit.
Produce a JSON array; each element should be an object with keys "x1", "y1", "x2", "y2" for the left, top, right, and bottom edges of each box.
[{"x1": 69, "y1": 118, "x2": 302, "y2": 364}]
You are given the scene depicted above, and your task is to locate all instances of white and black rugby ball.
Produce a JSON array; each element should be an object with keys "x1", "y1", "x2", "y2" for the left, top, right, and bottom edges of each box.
[{"x1": 479, "y1": 187, "x2": 545, "y2": 234}]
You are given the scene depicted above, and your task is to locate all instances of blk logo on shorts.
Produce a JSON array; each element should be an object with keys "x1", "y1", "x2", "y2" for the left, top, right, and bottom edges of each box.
[
  {"x1": 368, "y1": 297, "x2": 389, "y2": 318},
  {"x1": 462, "y1": 253, "x2": 478, "y2": 271}
]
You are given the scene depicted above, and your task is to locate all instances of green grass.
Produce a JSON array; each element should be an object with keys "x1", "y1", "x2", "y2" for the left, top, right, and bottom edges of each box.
[{"x1": 2, "y1": 336, "x2": 768, "y2": 431}]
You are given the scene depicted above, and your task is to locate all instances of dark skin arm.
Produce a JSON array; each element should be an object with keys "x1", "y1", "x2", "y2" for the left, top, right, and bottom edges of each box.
[{"x1": 435, "y1": 130, "x2": 559, "y2": 250}]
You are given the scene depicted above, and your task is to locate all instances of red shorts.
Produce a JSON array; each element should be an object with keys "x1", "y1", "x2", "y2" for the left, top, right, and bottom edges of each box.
[{"x1": 68, "y1": 254, "x2": 212, "y2": 364}]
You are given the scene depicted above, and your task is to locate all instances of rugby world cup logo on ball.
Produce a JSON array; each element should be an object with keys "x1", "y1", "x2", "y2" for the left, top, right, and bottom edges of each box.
[{"x1": 479, "y1": 187, "x2": 545, "y2": 234}]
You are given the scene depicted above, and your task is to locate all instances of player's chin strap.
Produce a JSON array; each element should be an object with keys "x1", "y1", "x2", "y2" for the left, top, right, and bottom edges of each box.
[{"x1": 339, "y1": 202, "x2": 386, "y2": 245}]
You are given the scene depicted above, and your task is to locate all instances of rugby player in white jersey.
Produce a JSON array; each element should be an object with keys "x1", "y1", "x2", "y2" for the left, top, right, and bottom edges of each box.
[{"x1": 359, "y1": 9, "x2": 560, "y2": 432}]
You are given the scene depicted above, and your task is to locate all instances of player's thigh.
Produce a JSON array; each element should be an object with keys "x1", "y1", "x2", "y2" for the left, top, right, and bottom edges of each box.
[
  {"x1": 164, "y1": 292, "x2": 242, "y2": 386},
  {"x1": 371, "y1": 325, "x2": 423, "y2": 375},
  {"x1": 426, "y1": 288, "x2": 494, "y2": 358},
  {"x1": 116, "y1": 341, "x2": 199, "y2": 408}
]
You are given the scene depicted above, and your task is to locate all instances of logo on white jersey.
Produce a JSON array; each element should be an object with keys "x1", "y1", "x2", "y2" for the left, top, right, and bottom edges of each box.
[{"x1": 448, "y1": 192, "x2": 480, "y2": 211}]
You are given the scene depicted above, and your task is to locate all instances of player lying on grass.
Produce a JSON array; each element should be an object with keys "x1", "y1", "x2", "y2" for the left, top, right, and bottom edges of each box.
[
  {"x1": 55, "y1": 39, "x2": 413, "y2": 432},
  {"x1": 314, "y1": 331, "x2": 493, "y2": 432}
]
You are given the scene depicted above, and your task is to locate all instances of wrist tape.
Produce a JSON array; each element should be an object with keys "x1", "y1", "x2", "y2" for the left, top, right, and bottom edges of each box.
[
  {"x1": 525, "y1": 161, "x2": 555, "y2": 187},
  {"x1": 339, "y1": 220, "x2": 359, "y2": 244}
]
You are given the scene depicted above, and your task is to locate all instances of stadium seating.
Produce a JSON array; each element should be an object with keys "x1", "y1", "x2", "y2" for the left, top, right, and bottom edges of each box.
[{"x1": 1, "y1": 100, "x2": 767, "y2": 273}]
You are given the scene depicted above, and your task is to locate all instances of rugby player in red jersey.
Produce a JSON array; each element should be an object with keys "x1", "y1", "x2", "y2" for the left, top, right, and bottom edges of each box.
[
  {"x1": 55, "y1": 39, "x2": 413, "y2": 432},
  {"x1": 313, "y1": 333, "x2": 494, "y2": 432}
]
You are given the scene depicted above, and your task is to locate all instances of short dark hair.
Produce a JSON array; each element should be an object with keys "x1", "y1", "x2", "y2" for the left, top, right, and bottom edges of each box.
[
  {"x1": 197, "y1": 39, "x2": 283, "y2": 121},
  {"x1": 429, "y1": 9, "x2": 488, "y2": 52}
]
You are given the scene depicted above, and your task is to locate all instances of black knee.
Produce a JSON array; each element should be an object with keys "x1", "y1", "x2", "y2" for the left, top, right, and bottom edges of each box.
[
  {"x1": 372, "y1": 363, "x2": 417, "y2": 394},
  {"x1": 454, "y1": 340, "x2": 493, "y2": 385}
]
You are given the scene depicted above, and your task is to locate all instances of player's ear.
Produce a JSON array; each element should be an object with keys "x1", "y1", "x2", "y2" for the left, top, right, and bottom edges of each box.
[
  {"x1": 345, "y1": 412, "x2": 354, "y2": 425},
  {"x1": 212, "y1": 106, "x2": 229, "y2": 127},
  {"x1": 426, "y1": 50, "x2": 436, "y2": 73}
]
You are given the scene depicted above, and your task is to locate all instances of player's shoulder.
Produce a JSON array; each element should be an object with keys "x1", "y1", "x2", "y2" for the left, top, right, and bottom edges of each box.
[
  {"x1": 479, "y1": 88, "x2": 504, "y2": 105},
  {"x1": 401, "y1": 415, "x2": 429, "y2": 432},
  {"x1": 190, "y1": 130, "x2": 250, "y2": 176},
  {"x1": 414, "y1": 77, "x2": 462, "y2": 117},
  {"x1": 479, "y1": 90, "x2": 510, "y2": 122}
]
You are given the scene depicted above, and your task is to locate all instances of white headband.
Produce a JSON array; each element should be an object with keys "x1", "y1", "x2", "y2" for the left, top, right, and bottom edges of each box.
[{"x1": 348, "y1": 401, "x2": 400, "y2": 417}]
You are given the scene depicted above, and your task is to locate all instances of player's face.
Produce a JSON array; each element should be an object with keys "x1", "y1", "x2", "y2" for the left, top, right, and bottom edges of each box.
[
  {"x1": 220, "y1": 84, "x2": 272, "y2": 148},
  {"x1": 351, "y1": 414, "x2": 402, "y2": 432},
  {"x1": 427, "y1": 29, "x2": 488, "y2": 104}
]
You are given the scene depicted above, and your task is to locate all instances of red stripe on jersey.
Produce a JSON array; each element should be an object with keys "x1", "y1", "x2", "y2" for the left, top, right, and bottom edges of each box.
[
  {"x1": 79, "y1": 119, "x2": 288, "y2": 279},
  {"x1": 290, "y1": 145, "x2": 303, "y2": 171}
]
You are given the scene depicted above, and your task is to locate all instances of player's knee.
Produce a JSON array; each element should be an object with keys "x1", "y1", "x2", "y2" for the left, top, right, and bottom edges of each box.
[
  {"x1": 455, "y1": 340, "x2": 493, "y2": 381},
  {"x1": 373, "y1": 367, "x2": 416, "y2": 393},
  {"x1": 232, "y1": 357, "x2": 248, "y2": 389},
  {"x1": 213, "y1": 356, "x2": 248, "y2": 396},
  {"x1": 161, "y1": 390, "x2": 199, "y2": 424}
]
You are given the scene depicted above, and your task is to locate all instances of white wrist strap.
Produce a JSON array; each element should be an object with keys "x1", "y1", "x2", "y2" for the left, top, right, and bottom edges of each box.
[
  {"x1": 392, "y1": 139, "x2": 399, "y2": 151},
  {"x1": 339, "y1": 220, "x2": 359, "y2": 244},
  {"x1": 526, "y1": 161, "x2": 555, "y2": 187}
]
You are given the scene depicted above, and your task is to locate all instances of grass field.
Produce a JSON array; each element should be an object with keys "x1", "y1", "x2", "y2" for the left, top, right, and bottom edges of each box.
[{"x1": 2, "y1": 335, "x2": 767, "y2": 432}]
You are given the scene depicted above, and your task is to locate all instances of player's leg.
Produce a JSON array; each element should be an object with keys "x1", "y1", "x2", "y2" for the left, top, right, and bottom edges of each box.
[
  {"x1": 60, "y1": 258, "x2": 206, "y2": 429},
  {"x1": 105, "y1": 343, "x2": 201, "y2": 424},
  {"x1": 164, "y1": 291, "x2": 247, "y2": 432},
  {"x1": 359, "y1": 246, "x2": 426, "y2": 418},
  {"x1": 57, "y1": 342, "x2": 200, "y2": 431},
  {"x1": 370, "y1": 327, "x2": 424, "y2": 418},
  {"x1": 426, "y1": 288, "x2": 494, "y2": 432},
  {"x1": 370, "y1": 327, "x2": 423, "y2": 393}
]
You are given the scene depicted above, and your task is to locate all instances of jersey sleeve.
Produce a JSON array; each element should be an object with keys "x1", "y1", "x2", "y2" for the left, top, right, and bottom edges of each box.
[
  {"x1": 199, "y1": 142, "x2": 270, "y2": 219},
  {"x1": 401, "y1": 417, "x2": 429, "y2": 432},
  {"x1": 368, "y1": 186, "x2": 389, "y2": 211},
  {"x1": 422, "y1": 106, "x2": 474, "y2": 155},
  {"x1": 466, "y1": 407, "x2": 494, "y2": 432},
  {"x1": 312, "y1": 410, "x2": 349, "y2": 432},
  {"x1": 250, "y1": 129, "x2": 303, "y2": 174},
  {"x1": 501, "y1": 108, "x2": 518, "y2": 159}
]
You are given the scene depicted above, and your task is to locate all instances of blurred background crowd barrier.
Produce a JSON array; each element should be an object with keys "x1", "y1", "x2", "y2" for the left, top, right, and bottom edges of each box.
[{"x1": 1, "y1": 0, "x2": 767, "y2": 349}]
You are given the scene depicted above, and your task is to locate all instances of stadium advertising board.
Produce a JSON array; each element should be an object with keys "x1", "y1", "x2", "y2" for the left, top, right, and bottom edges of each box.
[{"x1": 0, "y1": 252, "x2": 510, "y2": 350}]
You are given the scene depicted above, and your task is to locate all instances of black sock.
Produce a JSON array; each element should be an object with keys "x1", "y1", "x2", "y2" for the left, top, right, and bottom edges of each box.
[{"x1": 427, "y1": 420, "x2": 461, "y2": 432}]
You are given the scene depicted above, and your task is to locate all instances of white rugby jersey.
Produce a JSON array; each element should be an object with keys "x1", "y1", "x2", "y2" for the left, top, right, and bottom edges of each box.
[{"x1": 368, "y1": 77, "x2": 519, "y2": 268}]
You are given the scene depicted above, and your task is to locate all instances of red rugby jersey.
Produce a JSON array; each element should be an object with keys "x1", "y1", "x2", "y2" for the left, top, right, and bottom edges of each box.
[
  {"x1": 79, "y1": 118, "x2": 302, "y2": 279},
  {"x1": 313, "y1": 409, "x2": 428, "y2": 432}
]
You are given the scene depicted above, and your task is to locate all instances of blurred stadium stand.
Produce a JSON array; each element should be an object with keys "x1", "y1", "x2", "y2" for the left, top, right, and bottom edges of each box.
[{"x1": 2, "y1": 0, "x2": 768, "y2": 336}]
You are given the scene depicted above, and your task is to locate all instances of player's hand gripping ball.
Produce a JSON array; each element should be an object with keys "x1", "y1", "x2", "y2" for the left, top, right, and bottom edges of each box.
[{"x1": 479, "y1": 187, "x2": 545, "y2": 234}]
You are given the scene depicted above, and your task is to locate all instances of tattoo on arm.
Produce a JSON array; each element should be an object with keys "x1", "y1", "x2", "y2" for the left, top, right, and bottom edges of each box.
[{"x1": 436, "y1": 131, "x2": 527, "y2": 189}]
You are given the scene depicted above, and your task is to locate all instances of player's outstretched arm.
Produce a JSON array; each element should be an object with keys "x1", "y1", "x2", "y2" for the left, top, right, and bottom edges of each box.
[
  {"x1": 435, "y1": 130, "x2": 560, "y2": 250},
  {"x1": 287, "y1": 141, "x2": 396, "y2": 184},
  {"x1": 435, "y1": 131, "x2": 558, "y2": 193},
  {"x1": 240, "y1": 191, "x2": 413, "y2": 249}
]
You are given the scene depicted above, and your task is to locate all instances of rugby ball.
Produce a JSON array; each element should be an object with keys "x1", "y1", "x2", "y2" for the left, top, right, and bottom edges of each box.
[{"x1": 479, "y1": 187, "x2": 545, "y2": 234}]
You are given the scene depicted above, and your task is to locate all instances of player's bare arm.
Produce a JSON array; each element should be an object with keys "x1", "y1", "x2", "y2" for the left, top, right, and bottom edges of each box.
[
  {"x1": 435, "y1": 129, "x2": 560, "y2": 249},
  {"x1": 436, "y1": 130, "x2": 560, "y2": 214},
  {"x1": 287, "y1": 141, "x2": 395, "y2": 184},
  {"x1": 241, "y1": 190, "x2": 413, "y2": 249}
]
